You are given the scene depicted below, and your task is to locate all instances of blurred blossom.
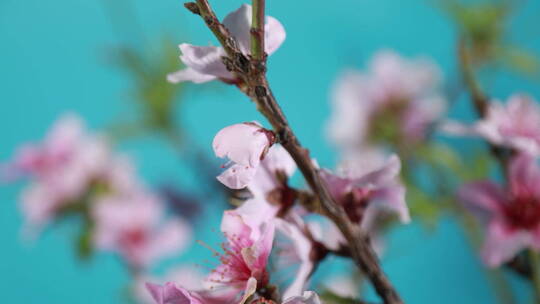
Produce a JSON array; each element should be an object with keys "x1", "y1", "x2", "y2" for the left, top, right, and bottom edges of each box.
[
  {"x1": 167, "y1": 4, "x2": 286, "y2": 84},
  {"x1": 459, "y1": 153, "x2": 540, "y2": 267},
  {"x1": 213, "y1": 122, "x2": 275, "y2": 189},
  {"x1": 320, "y1": 154, "x2": 410, "y2": 229},
  {"x1": 4, "y1": 113, "x2": 193, "y2": 271},
  {"x1": 4, "y1": 114, "x2": 111, "y2": 232},
  {"x1": 92, "y1": 191, "x2": 192, "y2": 269},
  {"x1": 327, "y1": 50, "x2": 445, "y2": 149},
  {"x1": 442, "y1": 94, "x2": 540, "y2": 156}
]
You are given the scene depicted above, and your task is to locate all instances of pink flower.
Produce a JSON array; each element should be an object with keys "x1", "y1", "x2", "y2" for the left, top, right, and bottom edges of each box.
[
  {"x1": 92, "y1": 192, "x2": 192, "y2": 269},
  {"x1": 274, "y1": 216, "x2": 316, "y2": 299},
  {"x1": 5, "y1": 114, "x2": 113, "y2": 232},
  {"x1": 443, "y1": 94, "x2": 540, "y2": 155},
  {"x1": 233, "y1": 145, "x2": 296, "y2": 229},
  {"x1": 205, "y1": 211, "x2": 275, "y2": 298},
  {"x1": 320, "y1": 154, "x2": 409, "y2": 229},
  {"x1": 144, "y1": 283, "x2": 321, "y2": 304},
  {"x1": 327, "y1": 50, "x2": 444, "y2": 147},
  {"x1": 213, "y1": 122, "x2": 275, "y2": 189},
  {"x1": 459, "y1": 153, "x2": 540, "y2": 267},
  {"x1": 145, "y1": 282, "x2": 204, "y2": 304},
  {"x1": 167, "y1": 4, "x2": 286, "y2": 84},
  {"x1": 8, "y1": 114, "x2": 85, "y2": 178}
]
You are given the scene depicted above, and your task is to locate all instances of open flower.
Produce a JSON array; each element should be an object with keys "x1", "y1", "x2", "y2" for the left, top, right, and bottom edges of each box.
[
  {"x1": 320, "y1": 154, "x2": 409, "y2": 229},
  {"x1": 145, "y1": 210, "x2": 275, "y2": 304},
  {"x1": 92, "y1": 192, "x2": 191, "y2": 269},
  {"x1": 459, "y1": 153, "x2": 540, "y2": 267},
  {"x1": 213, "y1": 122, "x2": 275, "y2": 189},
  {"x1": 205, "y1": 211, "x2": 275, "y2": 300},
  {"x1": 443, "y1": 94, "x2": 540, "y2": 156},
  {"x1": 327, "y1": 50, "x2": 444, "y2": 148},
  {"x1": 167, "y1": 4, "x2": 286, "y2": 84},
  {"x1": 234, "y1": 145, "x2": 297, "y2": 230}
]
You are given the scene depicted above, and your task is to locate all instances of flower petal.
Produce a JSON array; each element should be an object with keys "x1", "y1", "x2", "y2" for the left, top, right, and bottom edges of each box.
[
  {"x1": 458, "y1": 181, "x2": 506, "y2": 222},
  {"x1": 248, "y1": 145, "x2": 296, "y2": 198},
  {"x1": 481, "y1": 221, "x2": 532, "y2": 267},
  {"x1": 217, "y1": 164, "x2": 258, "y2": 189},
  {"x1": 222, "y1": 4, "x2": 252, "y2": 54},
  {"x1": 179, "y1": 44, "x2": 232, "y2": 79},
  {"x1": 223, "y1": 4, "x2": 285, "y2": 55},
  {"x1": 264, "y1": 15, "x2": 286, "y2": 55},
  {"x1": 167, "y1": 68, "x2": 217, "y2": 84},
  {"x1": 213, "y1": 122, "x2": 269, "y2": 167},
  {"x1": 283, "y1": 291, "x2": 322, "y2": 304}
]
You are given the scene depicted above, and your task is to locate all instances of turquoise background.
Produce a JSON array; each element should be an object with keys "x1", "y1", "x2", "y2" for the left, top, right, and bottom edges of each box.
[{"x1": 1, "y1": 0, "x2": 539, "y2": 303}]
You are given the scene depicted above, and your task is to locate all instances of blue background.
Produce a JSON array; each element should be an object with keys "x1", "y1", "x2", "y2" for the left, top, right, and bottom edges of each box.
[{"x1": 1, "y1": 0, "x2": 539, "y2": 303}]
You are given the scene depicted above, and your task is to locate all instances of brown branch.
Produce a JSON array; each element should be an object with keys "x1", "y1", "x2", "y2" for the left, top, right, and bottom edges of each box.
[{"x1": 185, "y1": 2, "x2": 403, "y2": 303}]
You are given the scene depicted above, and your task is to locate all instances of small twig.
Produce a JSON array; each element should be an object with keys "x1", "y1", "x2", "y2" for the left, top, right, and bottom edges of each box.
[
  {"x1": 185, "y1": 2, "x2": 403, "y2": 303},
  {"x1": 251, "y1": 0, "x2": 265, "y2": 61}
]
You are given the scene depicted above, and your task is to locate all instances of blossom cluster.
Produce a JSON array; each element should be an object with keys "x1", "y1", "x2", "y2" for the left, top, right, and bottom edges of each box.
[
  {"x1": 4, "y1": 114, "x2": 191, "y2": 270},
  {"x1": 144, "y1": 4, "x2": 411, "y2": 303},
  {"x1": 4, "y1": 1, "x2": 540, "y2": 303},
  {"x1": 445, "y1": 95, "x2": 540, "y2": 267}
]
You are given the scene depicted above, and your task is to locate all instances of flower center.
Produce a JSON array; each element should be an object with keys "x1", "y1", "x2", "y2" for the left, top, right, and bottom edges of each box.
[
  {"x1": 120, "y1": 228, "x2": 147, "y2": 249},
  {"x1": 504, "y1": 195, "x2": 540, "y2": 230},
  {"x1": 368, "y1": 98, "x2": 409, "y2": 144}
]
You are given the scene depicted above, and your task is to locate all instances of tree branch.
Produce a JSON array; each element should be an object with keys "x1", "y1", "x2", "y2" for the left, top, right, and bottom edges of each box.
[{"x1": 185, "y1": 2, "x2": 403, "y2": 303}]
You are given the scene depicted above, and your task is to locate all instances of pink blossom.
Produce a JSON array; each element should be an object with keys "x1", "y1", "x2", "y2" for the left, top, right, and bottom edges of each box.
[
  {"x1": 92, "y1": 192, "x2": 191, "y2": 269},
  {"x1": 233, "y1": 145, "x2": 297, "y2": 229},
  {"x1": 459, "y1": 153, "x2": 540, "y2": 267},
  {"x1": 213, "y1": 122, "x2": 275, "y2": 189},
  {"x1": 5, "y1": 114, "x2": 113, "y2": 232},
  {"x1": 167, "y1": 4, "x2": 286, "y2": 84},
  {"x1": 275, "y1": 216, "x2": 316, "y2": 299},
  {"x1": 320, "y1": 154, "x2": 409, "y2": 229},
  {"x1": 443, "y1": 94, "x2": 540, "y2": 155},
  {"x1": 205, "y1": 211, "x2": 275, "y2": 297},
  {"x1": 8, "y1": 114, "x2": 85, "y2": 178},
  {"x1": 144, "y1": 283, "x2": 321, "y2": 304},
  {"x1": 327, "y1": 50, "x2": 444, "y2": 147}
]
